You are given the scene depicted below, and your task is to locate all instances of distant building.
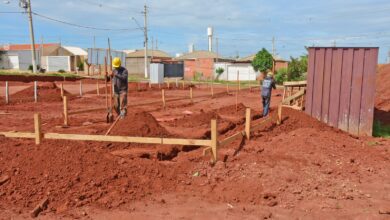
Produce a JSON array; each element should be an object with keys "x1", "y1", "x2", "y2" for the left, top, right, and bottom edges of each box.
[
  {"x1": 237, "y1": 54, "x2": 289, "y2": 72},
  {"x1": 175, "y1": 50, "x2": 233, "y2": 80},
  {"x1": 125, "y1": 49, "x2": 172, "y2": 77},
  {"x1": 0, "y1": 43, "x2": 88, "y2": 72}
]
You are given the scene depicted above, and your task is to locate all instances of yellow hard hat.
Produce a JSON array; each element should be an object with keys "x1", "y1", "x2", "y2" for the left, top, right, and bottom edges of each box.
[
  {"x1": 112, "y1": 57, "x2": 121, "y2": 68},
  {"x1": 267, "y1": 71, "x2": 274, "y2": 77}
]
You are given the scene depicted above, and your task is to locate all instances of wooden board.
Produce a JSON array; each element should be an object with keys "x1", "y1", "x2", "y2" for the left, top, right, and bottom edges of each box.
[
  {"x1": 162, "y1": 138, "x2": 211, "y2": 146},
  {"x1": 44, "y1": 133, "x2": 162, "y2": 144},
  {"x1": 283, "y1": 81, "x2": 307, "y2": 87},
  {"x1": 218, "y1": 131, "x2": 244, "y2": 148},
  {"x1": 68, "y1": 107, "x2": 106, "y2": 116},
  {"x1": 0, "y1": 132, "x2": 35, "y2": 139}
]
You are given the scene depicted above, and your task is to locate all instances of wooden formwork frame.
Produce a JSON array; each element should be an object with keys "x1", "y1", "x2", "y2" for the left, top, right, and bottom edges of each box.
[
  {"x1": 1, "y1": 108, "x2": 274, "y2": 162},
  {"x1": 277, "y1": 81, "x2": 307, "y2": 125}
]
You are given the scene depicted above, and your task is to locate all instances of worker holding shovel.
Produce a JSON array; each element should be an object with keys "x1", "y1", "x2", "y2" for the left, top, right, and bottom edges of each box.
[
  {"x1": 110, "y1": 57, "x2": 128, "y2": 119},
  {"x1": 261, "y1": 71, "x2": 276, "y2": 117}
]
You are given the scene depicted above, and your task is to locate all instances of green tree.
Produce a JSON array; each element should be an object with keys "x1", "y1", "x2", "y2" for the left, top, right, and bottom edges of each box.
[
  {"x1": 274, "y1": 67, "x2": 288, "y2": 85},
  {"x1": 215, "y1": 67, "x2": 224, "y2": 80},
  {"x1": 251, "y1": 48, "x2": 273, "y2": 74},
  {"x1": 287, "y1": 55, "x2": 308, "y2": 81}
]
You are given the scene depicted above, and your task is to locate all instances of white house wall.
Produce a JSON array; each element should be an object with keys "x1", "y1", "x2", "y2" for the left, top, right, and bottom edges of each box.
[{"x1": 214, "y1": 62, "x2": 259, "y2": 81}]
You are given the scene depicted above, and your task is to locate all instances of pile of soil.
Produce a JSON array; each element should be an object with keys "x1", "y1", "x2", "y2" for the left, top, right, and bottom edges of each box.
[
  {"x1": 375, "y1": 64, "x2": 390, "y2": 111},
  {"x1": 0, "y1": 108, "x2": 388, "y2": 218},
  {"x1": 108, "y1": 109, "x2": 170, "y2": 137},
  {"x1": 169, "y1": 111, "x2": 220, "y2": 128},
  {"x1": 11, "y1": 82, "x2": 73, "y2": 103}
]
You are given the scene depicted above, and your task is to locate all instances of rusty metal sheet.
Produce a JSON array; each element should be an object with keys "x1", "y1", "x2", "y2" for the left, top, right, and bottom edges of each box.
[
  {"x1": 348, "y1": 49, "x2": 365, "y2": 135},
  {"x1": 312, "y1": 49, "x2": 326, "y2": 120},
  {"x1": 359, "y1": 48, "x2": 379, "y2": 136},
  {"x1": 321, "y1": 48, "x2": 333, "y2": 123},
  {"x1": 305, "y1": 48, "x2": 316, "y2": 115},
  {"x1": 305, "y1": 47, "x2": 378, "y2": 136},
  {"x1": 338, "y1": 49, "x2": 354, "y2": 132},
  {"x1": 328, "y1": 49, "x2": 343, "y2": 128}
]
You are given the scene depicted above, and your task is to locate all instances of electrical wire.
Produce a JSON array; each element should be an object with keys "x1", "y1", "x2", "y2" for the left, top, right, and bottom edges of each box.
[{"x1": 32, "y1": 11, "x2": 142, "y2": 31}]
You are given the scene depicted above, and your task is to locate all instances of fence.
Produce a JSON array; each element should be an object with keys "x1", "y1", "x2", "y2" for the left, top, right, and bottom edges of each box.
[
  {"x1": 305, "y1": 47, "x2": 379, "y2": 136},
  {"x1": 0, "y1": 107, "x2": 274, "y2": 162}
]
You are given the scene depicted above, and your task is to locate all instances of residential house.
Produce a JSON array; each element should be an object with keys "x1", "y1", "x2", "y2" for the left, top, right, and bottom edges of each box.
[{"x1": 126, "y1": 49, "x2": 172, "y2": 77}]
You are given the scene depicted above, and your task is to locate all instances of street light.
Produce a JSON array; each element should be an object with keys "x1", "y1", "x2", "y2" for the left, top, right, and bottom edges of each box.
[{"x1": 131, "y1": 16, "x2": 148, "y2": 78}]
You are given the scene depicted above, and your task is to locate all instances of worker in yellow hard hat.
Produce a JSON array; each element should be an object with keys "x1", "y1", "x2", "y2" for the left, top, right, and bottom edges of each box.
[
  {"x1": 110, "y1": 57, "x2": 128, "y2": 118},
  {"x1": 261, "y1": 70, "x2": 276, "y2": 117}
]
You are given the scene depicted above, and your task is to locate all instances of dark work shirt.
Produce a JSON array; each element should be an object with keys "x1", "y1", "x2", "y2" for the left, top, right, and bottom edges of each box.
[
  {"x1": 261, "y1": 76, "x2": 276, "y2": 97},
  {"x1": 112, "y1": 67, "x2": 128, "y2": 94}
]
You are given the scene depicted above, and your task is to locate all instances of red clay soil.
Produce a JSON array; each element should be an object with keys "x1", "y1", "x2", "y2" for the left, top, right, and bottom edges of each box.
[
  {"x1": 9, "y1": 82, "x2": 73, "y2": 104},
  {"x1": 0, "y1": 107, "x2": 388, "y2": 219},
  {"x1": 376, "y1": 64, "x2": 390, "y2": 111},
  {"x1": 107, "y1": 109, "x2": 171, "y2": 137}
]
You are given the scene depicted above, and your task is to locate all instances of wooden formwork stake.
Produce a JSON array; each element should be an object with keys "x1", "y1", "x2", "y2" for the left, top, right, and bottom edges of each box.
[
  {"x1": 235, "y1": 90, "x2": 238, "y2": 112},
  {"x1": 182, "y1": 81, "x2": 185, "y2": 89},
  {"x1": 149, "y1": 80, "x2": 151, "y2": 89},
  {"x1": 237, "y1": 70, "x2": 240, "y2": 91},
  {"x1": 5, "y1": 81, "x2": 9, "y2": 104},
  {"x1": 34, "y1": 113, "x2": 42, "y2": 145},
  {"x1": 162, "y1": 89, "x2": 166, "y2": 109},
  {"x1": 167, "y1": 81, "x2": 170, "y2": 89},
  {"x1": 60, "y1": 83, "x2": 64, "y2": 99},
  {"x1": 226, "y1": 83, "x2": 229, "y2": 94},
  {"x1": 158, "y1": 83, "x2": 161, "y2": 89},
  {"x1": 245, "y1": 108, "x2": 251, "y2": 140},
  {"x1": 211, "y1": 119, "x2": 218, "y2": 162},
  {"x1": 79, "y1": 81, "x2": 83, "y2": 97},
  {"x1": 63, "y1": 96, "x2": 68, "y2": 126},
  {"x1": 211, "y1": 80, "x2": 214, "y2": 97},
  {"x1": 97, "y1": 80, "x2": 100, "y2": 96},
  {"x1": 175, "y1": 78, "x2": 178, "y2": 88},
  {"x1": 34, "y1": 81, "x2": 38, "y2": 103},
  {"x1": 277, "y1": 104, "x2": 282, "y2": 125},
  {"x1": 190, "y1": 87, "x2": 193, "y2": 103}
]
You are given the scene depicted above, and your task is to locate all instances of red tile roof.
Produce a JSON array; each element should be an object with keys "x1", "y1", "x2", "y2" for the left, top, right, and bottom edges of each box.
[{"x1": 1, "y1": 43, "x2": 60, "y2": 51}]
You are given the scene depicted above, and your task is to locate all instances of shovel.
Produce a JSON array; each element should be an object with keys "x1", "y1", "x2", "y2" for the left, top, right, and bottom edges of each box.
[{"x1": 105, "y1": 55, "x2": 114, "y2": 123}]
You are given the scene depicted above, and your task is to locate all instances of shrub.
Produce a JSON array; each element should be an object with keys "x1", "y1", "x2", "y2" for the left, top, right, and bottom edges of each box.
[
  {"x1": 193, "y1": 71, "x2": 203, "y2": 81},
  {"x1": 288, "y1": 55, "x2": 308, "y2": 81},
  {"x1": 275, "y1": 67, "x2": 288, "y2": 85},
  {"x1": 77, "y1": 62, "x2": 84, "y2": 71},
  {"x1": 58, "y1": 69, "x2": 66, "y2": 73},
  {"x1": 28, "y1": 64, "x2": 41, "y2": 72},
  {"x1": 215, "y1": 67, "x2": 224, "y2": 80}
]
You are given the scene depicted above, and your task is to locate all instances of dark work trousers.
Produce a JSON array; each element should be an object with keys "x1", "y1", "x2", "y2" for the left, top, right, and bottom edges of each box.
[
  {"x1": 114, "y1": 92, "x2": 127, "y2": 116},
  {"x1": 262, "y1": 95, "x2": 271, "y2": 117}
]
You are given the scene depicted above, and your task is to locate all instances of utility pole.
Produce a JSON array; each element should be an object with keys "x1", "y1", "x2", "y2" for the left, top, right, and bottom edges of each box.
[
  {"x1": 216, "y1": 37, "x2": 219, "y2": 63},
  {"x1": 20, "y1": 0, "x2": 37, "y2": 73},
  {"x1": 272, "y1": 36, "x2": 275, "y2": 57},
  {"x1": 151, "y1": 36, "x2": 154, "y2": 60},
  {"x1": 156, "y1": 38, "x2": 158, "y2": 50},
  {"x1": 333, "y1": 40, "x2": 337, "y2": 47},
  {"x1": 143, "y1": 4, "x2": 148, "y2": 78}
]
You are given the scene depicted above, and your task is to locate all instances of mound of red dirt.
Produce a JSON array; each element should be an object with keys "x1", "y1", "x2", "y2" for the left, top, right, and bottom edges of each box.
[
  {"x1": 375, "y1": 64, "x2": 390, "y2": 111},
  {"x1": 11, "y1": 82, "x2": 73, "y2": 103},
  {"x1": 109, "y1": 109, "x2": 170, "y2": 137}
]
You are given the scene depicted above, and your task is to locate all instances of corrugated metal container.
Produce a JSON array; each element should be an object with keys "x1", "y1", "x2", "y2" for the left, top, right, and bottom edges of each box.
[
  {"x1": 305, "y1": 47, "x2": 379, "y2": 136},
  {"x1": 150, "y1": 64, "x2": 164, "y2": 84}
]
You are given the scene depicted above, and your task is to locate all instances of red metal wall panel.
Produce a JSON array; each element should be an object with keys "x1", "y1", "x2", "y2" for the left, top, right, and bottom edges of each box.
[
  {"x1": 359, "y1": 49, "x2": 379, "y2": 136},
  {"x1": 305, "y1": 47, "x2": 378, "y2": 136},
  {"x1": 305, "y1": 48, "x2": 316, "y2": 115},
  {"x1": 321, "y1": 48, "x2": 333, "y2": 123},
  {"x1": 328, "y1": 49, "x2": 343, "y2": 128}
]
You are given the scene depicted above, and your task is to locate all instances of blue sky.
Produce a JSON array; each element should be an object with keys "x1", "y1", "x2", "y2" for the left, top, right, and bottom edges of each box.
[{"x1": 1, "y1": 0, "x2": 390, "y2": 63}]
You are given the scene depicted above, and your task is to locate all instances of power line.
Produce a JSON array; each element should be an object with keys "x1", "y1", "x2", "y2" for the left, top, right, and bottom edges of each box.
[{"x1": 32, "y1": 11, "x2": 141, "y2": 31}]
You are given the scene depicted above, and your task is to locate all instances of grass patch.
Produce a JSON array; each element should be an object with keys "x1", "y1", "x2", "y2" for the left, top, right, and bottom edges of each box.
[{"x1": 373, "y1": 120, "x2": 390, "y2": 138}]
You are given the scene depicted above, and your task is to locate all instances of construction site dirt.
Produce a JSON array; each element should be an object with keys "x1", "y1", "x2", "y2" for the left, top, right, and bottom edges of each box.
[{"x1": 0, "y1": 76, "x2": 389, "y2": 219}]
